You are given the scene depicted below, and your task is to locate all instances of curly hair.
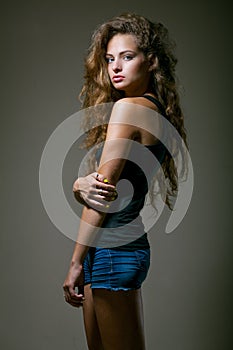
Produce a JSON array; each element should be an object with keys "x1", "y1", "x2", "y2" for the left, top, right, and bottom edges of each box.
[{"x1": 79, "y1": 12, "x2": 188, "y2": 209}]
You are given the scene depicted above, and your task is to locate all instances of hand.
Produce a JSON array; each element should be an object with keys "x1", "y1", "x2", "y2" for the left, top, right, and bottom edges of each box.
[
  {"x1": 73, "y1": 172, "x2": 118, "y2": 210},
  {"x1": 63, "y1": 262, "x2": 85, "y2": 308}
]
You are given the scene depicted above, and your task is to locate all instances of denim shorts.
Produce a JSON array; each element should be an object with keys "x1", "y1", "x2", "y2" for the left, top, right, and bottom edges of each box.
[{"x1": 83, "y1": 247, "x2": 150, "y2": 291}]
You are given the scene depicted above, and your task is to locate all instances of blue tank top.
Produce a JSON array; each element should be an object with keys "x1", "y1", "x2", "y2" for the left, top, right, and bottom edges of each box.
[{"x1": 98, "y1": 95, "x2": 167, "y2": 250}]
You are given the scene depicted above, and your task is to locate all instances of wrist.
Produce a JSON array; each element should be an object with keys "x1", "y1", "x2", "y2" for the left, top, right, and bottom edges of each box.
[{"x1": 70, "y1": 260, "x2": 83, "y2": 270}]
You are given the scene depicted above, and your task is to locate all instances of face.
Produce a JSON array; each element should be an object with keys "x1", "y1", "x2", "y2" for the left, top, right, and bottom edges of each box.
[{"x1": 106, "y1": 34, "x2": 151, "y2": 97}]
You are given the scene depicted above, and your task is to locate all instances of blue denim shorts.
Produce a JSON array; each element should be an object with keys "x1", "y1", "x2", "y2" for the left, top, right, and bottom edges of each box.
[{"x1": 83, "y1": 247, "x2": 150, "y2": 291}]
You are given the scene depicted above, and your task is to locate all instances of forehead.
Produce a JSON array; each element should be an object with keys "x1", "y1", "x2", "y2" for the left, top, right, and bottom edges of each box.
[{"x1": 106, "y1": 34, "x2": 139, "y2": 53}]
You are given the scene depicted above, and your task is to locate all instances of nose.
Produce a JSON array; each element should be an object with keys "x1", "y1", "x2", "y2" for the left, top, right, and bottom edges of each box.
[{"x1": 112, "y1": 59, "x2": 122, "y2": 72}]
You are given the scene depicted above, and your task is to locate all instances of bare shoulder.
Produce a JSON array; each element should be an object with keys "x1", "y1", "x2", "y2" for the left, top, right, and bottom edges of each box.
[
  {"x1": 112, "y1": 96, "x2": 162, "y2": 144},
  {"x1": 115, "y1": 96, "x2": 159, "y2": 111},
  {"x1": 111, "y1": 97, "x2": 146, "y2": 123},
  {"x1": 115, "y1": 97, "x2": 141, "y2": 104},
  {"x1": 110, "y1": 96, "x2": 161, "y2": 137}
]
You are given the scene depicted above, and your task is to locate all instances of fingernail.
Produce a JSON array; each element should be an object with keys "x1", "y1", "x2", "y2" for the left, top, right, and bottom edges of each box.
[{"x1": 103, "y1": 178, "x2": 109, "y2": 183}]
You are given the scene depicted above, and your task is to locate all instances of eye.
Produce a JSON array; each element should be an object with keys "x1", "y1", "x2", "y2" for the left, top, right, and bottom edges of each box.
[
  {"x1": 123, "y1": 55, "x2": 133, "y2": 61},
  {"x1": 106, "y1": 56, "x2": 114, "y2": 63}
]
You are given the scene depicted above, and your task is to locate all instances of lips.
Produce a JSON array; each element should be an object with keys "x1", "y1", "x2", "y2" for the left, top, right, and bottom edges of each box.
[{"x1": 112, "y1": 75, "x2": 124, "y2": 82}]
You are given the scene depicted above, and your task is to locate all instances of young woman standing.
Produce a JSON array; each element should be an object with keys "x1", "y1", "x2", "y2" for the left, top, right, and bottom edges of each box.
[{"x1": 63, "y1": 13, "x2": 188, "y2": 350}]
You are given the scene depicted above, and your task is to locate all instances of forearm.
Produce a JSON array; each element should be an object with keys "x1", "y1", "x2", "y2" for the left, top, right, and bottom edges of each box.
[
  {"x1": 71, "y1": 171, "x2": 118, "y2": 263},
  {"x1": 72, "y1": 205, "x2": 107, "y2": 263}
]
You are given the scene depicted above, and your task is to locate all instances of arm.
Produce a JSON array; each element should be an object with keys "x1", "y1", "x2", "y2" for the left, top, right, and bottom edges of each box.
[{"x1": 63, "y1": 100, "x2": 140, "y2": 306}]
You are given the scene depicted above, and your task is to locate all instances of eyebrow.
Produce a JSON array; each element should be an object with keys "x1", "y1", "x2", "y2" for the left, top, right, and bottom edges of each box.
[{"x1": 105, "y1": 50, "x2": 136, "y2": 56}]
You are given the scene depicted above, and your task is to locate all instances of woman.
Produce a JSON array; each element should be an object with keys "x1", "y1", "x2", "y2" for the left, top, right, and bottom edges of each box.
[{"x1": 63, "y1": 13, "x2": 187, "y2": 349}]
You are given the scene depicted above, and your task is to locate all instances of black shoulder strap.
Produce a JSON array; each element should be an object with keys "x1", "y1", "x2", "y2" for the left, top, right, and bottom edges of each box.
[{"x1": 143, "y1": 94, "x2": 166, "y2": 117}]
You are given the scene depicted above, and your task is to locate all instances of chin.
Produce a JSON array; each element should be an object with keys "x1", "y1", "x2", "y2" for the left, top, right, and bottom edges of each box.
[
  {"x1": 114, "y1": 87, "x2": 126, "y2": 93},
  {"x1": 113, "y1": 83, "x2": 126, "y2": 90}
]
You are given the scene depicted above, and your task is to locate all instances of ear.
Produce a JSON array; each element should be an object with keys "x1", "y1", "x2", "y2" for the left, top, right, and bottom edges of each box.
[{"x1": 148, "y1": 55, "x2": 158, "y2": 72}]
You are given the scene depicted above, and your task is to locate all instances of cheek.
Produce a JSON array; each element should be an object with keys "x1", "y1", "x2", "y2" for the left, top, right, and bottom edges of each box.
[
  {"x1": 131, "y1": 66, "x2": 147, "y2": 79},
  {"x1": 128, "y1": 64, "x2": 140, "y2": 76},
  {"x1": 130, "y1": 60, "x2": 147, "y2": 74}
]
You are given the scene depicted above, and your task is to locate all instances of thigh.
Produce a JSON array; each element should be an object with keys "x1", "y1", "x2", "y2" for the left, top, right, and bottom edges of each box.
[
  {"x1": 82, "y1": 284, "x2": 104, "y2": 350},
  {"x1": 93, "y1": 288, "x2": 146, "y2": 350}
]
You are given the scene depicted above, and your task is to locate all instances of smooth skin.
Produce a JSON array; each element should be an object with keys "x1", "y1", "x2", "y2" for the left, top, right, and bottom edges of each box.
[
  {"x1": 73, "y1": 172, "x2": 118, "y2": 210},
  {"x1": 83, "y1": 286, "x2": 145, "y2": 350},
  {"x1": 63, "y1": 33, "x2": 161, "y2": 350}
]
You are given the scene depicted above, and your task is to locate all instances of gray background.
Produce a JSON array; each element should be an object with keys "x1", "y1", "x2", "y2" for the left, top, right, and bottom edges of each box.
[{"x1": 1, "y1": 0, "x2": 232, "y2": 349}]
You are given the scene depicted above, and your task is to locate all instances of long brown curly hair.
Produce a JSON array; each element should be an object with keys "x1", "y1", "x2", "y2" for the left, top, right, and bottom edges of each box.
[{"x1": 79, "y1": 12, "x2": 188, "y2": 209}]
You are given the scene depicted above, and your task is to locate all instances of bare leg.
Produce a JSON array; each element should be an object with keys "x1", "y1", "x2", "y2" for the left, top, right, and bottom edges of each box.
[
  {"x1": 93, "y1": 288, "x2": 146, "y2": 350},
  {"x1": 82, "y1": 284, "x2": 104, "y2": 350}
]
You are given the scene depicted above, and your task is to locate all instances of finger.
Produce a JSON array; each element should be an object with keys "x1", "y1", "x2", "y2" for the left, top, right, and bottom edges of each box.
[
  {"x1": 70, "y1": 293, "x2": 84, "y2": 302},
  {"x1": 64, "y1": 289, "x2": 84, "y2": 304},
  {"x1": 95, "y1": 172, "x2": 105, "y2": 182},
  {"x1": 95, "y1": 183, "x2": 116, "y2": 193},
  {"x1": 102, "y1": 190, "x2": 118, "y2": 199},
  {"x1": 91, "y1": 194, "x2": 110, "y2": 204},
  {"x1": 64, "y1": 294, "x2": 84, "y2": 307},
  {"x1": 95, "y1": 173, "x2": 117, "y2": 187},
  {"x1": 96, "y1": 189, "x2": 118, "y2": 200},
  {"x1": 63, "y1": 283, "x2": 78, "y2": 298},
  {"x1": 104, "y1": 195, "x2": 118, "y2": 202},
  {"x1": 97, "y1": 188, "x2": 108, "y2": 197},
  {"x1": 86, "y1": 198, "x2": 110, "y2": 211}
]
